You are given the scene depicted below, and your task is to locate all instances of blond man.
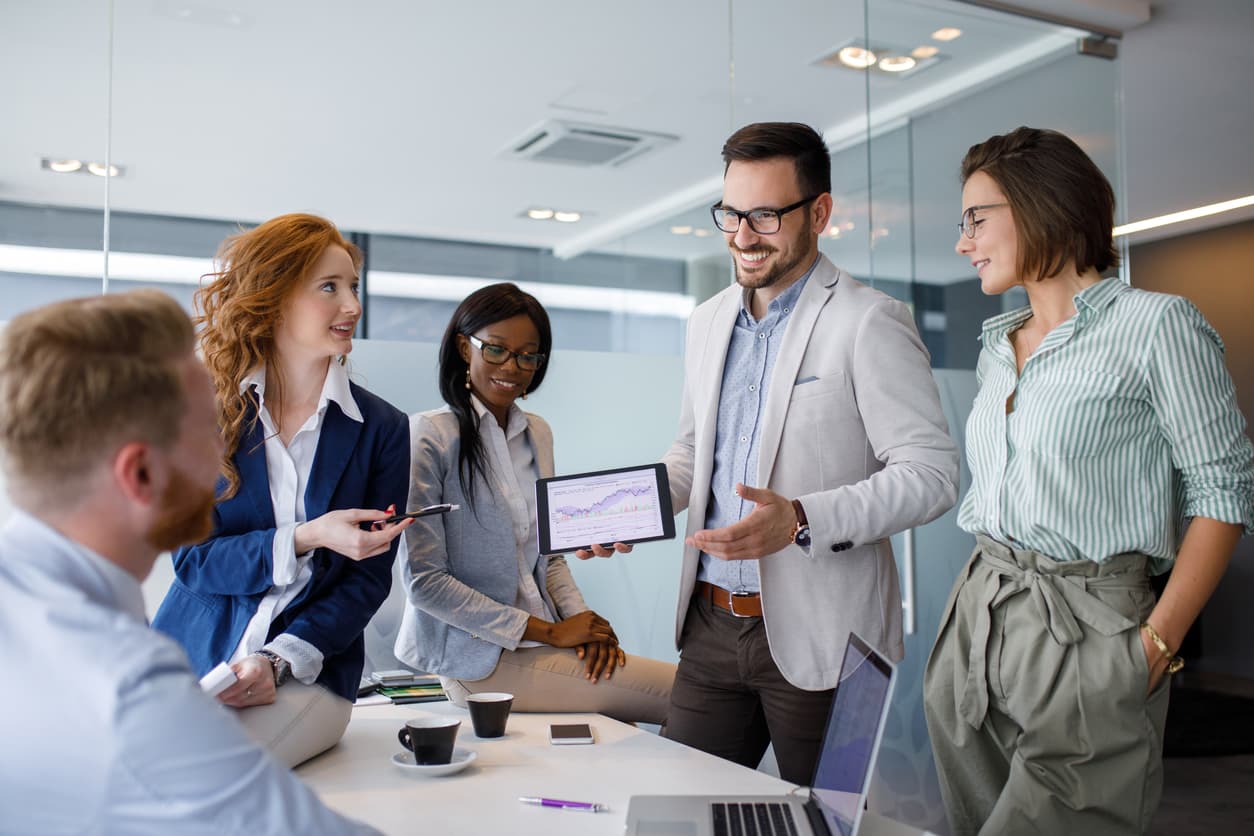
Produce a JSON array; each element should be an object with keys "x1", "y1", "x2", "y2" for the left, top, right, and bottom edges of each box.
[{"x1": 0, "y1": 291, "x2": 376, "y2": 834}]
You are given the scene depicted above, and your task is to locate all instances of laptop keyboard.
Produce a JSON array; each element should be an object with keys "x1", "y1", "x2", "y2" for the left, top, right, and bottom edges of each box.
[{"x1": 711, "y1": 801, "x2": 799, "y2": 836}]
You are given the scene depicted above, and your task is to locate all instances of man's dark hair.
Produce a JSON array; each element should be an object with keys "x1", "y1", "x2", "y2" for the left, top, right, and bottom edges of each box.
[
  {"x1": 961, "y1": 126, "x2": 1119, "y2": 281},
  {"x1": 722, "y1": 122, "x2": 831, "y2": 198}
]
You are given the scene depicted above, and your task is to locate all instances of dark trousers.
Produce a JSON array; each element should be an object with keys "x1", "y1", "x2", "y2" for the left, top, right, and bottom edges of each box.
[{"x1": 664, "y1": 595, "x2": 835, "y2": 785}]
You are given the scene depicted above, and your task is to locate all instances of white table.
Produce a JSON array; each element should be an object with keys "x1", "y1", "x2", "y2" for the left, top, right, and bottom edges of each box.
[{"x1": 298, "y1": 702, "x2": 930, "y2": 835}]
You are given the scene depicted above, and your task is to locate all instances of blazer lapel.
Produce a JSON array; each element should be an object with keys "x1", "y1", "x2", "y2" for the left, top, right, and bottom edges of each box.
[
  {"x1": 236, "y1": 412, "x2": 277, "y2": 527},
  {"x1": 755, "y1": 260, "x2": 837, "y2": 487},
  {"x1": 304, "y1": 402, "x2": 364, "y2": 521}
]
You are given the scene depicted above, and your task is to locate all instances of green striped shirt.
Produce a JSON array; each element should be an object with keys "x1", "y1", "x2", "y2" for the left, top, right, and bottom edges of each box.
[{"x1": 958, "y1": 277, "x2": 1254, "y2": 571}]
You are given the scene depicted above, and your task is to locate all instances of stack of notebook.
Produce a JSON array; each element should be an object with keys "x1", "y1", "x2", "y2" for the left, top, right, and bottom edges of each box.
[{"x1": 361, "y1": 669, "x2": 447, "y2": 704}]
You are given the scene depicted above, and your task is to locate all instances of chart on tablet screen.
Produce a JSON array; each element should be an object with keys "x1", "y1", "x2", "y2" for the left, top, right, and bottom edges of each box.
[{"x1": 546, "y1": 468, "x2": 665, "y2": 550}]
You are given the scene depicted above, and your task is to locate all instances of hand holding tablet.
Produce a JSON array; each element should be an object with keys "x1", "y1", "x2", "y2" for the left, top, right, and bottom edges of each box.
[{"x1": 535, "y1": 463, "x2": 675, "y2": 556}]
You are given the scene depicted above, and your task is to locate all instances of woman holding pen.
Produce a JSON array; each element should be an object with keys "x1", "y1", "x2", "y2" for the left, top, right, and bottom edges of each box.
[
  {"x1": 153, "y1": 213, "x2": 412, "y2": 767},
  {"x1": 394, "y1": 282, "x2": 674, "y2": 723}
]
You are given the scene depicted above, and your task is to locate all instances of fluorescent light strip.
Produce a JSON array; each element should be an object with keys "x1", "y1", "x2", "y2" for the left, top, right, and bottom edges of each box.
[
  {"x1": 1113, "y1": 194, "x2": 1254, "y2": 237},
  {"x1": 0, "y1": 245, "x2": 694, "y2": 319}
]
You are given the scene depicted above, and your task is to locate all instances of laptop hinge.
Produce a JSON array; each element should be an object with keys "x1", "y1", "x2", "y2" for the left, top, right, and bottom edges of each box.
[{"x1": 803, "y1": 798, "x2": 832, "y2": 836}]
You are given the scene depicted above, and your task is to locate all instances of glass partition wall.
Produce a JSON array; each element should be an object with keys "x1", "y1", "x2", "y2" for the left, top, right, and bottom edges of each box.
[{"x1": 1, "y1": 1, "x2": 1122, "y2": 830}]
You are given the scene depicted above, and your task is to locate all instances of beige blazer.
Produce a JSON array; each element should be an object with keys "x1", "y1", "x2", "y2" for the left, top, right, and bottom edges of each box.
[{"x1": 663, "y1": 255, "x2": 959, "y2": 690}]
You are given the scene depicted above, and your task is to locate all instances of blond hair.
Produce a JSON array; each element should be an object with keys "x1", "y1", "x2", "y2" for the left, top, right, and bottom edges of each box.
[
  {"x1": 0, "y1": 290, "x2": 195, "y2": 506},
  {"x1": 195, "y1": 213, "x2": 361, "y2": 498}
]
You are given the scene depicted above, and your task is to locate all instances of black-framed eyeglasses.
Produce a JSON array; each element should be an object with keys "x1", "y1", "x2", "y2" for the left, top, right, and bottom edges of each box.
[
  {"x1": 711, "y1": 195, "x2": 820, "y2": 235},
  {"x1": 958, "y1": 202, "x2": 1009, "y2": 238},
  {"x1": 465, "y1": 334, "x2": 546, "y2": 371}
]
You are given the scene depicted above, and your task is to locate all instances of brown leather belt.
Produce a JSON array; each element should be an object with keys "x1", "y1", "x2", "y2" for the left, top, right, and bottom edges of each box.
[{"x1": 694, "y1": 580, "x2": 763, "y2": 618}]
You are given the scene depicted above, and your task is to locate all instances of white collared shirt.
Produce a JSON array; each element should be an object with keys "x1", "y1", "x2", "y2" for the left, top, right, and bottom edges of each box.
[
  {"x1": 0, "y1": 511, "x2": 377, "y2": 835},
  {"x1": 228, "y1": 361, "x2": 363, "y2": 681}
]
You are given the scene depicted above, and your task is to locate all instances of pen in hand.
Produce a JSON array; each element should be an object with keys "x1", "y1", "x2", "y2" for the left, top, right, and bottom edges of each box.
[{"x1": 519, "y1": 796, "x2": 607, "y2": 813}]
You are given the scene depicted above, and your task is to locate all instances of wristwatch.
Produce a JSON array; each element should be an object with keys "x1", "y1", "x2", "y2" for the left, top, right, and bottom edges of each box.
[
  {"x1": 791, "y1": 499, "x2": 811, "y2": 549},
  {"x1": 255, "y1": 649, "x2": 293, "y2": 688}
]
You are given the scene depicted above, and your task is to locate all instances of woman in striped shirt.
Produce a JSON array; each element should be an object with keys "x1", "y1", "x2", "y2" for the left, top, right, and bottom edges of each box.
[{"x1": 924, "y1": 127, "x2": 1254, "y2": 835}]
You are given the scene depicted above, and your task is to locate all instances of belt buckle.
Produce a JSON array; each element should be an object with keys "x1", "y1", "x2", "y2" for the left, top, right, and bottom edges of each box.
[{"x1": 729, "y1": 589, "x2": 758, "y2": 618}]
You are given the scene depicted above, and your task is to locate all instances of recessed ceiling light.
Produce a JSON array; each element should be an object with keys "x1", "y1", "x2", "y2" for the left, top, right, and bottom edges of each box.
[
  {"x1": 838, "y1": 46, "x2": 878, "y2": 69},
  {"x1": 670, "y1": 225, "x2": 693, "y2": 235},
  {"x1": 693, "y1": 228, "x2": 712, "y2": 238},
  {"x1": 931, "y1": 27, "x2": 962, "y2": 42},
  {"x1": 87, "y1": 162, "x2": 121, "y2": 177},
  {"x1": 842, "y1": 221, "x2": 856, "y2": 231},
  {"x1": 827, "y1": 226, "x2": 842, "y2": 237},
  {"x1": 911, "y1": 45, "x2": 939, "y2": 59},
  {"x1": 527, "y1": 208, "x2": 555, "y2": 220},
  {"x1": 879, "y1": 55, "x2": 917, "y2": 73},
  {"x1": 553, "y1": 211, "x2": 581, "y2": 223},
  {"x1": 46, "y1": 159, "x2": 83, "y2": 173}
]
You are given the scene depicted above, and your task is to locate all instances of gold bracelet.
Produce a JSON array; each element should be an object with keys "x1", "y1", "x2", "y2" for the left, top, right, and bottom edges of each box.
[{"x1": 1140, "y1": 622, "x2": 1185, "y2": 675}]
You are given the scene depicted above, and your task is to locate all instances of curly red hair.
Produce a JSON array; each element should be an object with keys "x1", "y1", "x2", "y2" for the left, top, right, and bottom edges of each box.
[{"x1": 196, "y1": 213, "x2": 361, "y2": 498}]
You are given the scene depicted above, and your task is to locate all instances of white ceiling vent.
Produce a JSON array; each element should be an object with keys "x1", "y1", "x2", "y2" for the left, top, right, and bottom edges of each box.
[{"x1": 503, "y1": 120, "x2": 677, "y2": 167}]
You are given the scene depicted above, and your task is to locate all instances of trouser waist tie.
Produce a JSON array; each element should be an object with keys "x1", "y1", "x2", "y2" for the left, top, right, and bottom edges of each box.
[{"x1": 958, "y1": 535, "x2": 1148, "y2": 730}]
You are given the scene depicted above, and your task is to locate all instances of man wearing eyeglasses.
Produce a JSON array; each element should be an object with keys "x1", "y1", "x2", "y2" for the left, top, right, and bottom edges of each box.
[{"x1": 654, "y1": 122, "x2": 958, "y2": 783}]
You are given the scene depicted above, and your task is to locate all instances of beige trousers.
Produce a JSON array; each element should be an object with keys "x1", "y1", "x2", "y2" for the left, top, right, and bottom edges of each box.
[
  {"x1": 924, "y1": 536, "x2": 1170, "y2": 836},
  {"x1": 233, "y1": 681, "x2": 352, "y2": 768},
  {"x1": 442, "y1": 645, "x2": 675, "y2": 726}
]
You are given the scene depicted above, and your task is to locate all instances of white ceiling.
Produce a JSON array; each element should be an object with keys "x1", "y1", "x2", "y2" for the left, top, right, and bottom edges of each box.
[{"x1": 1, "y1": 0, "x2": 1250, "y2": 283}]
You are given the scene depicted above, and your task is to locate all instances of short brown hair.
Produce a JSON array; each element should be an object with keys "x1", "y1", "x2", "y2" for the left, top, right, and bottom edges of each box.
[
  {"x1": 961, "y1": 126, "x2": 1119, "y2": 281},
  {"x1": 0, "y1": 290, "x2": 195, "y2": 505},
  {"x1": 722, "y1": 122, "x2": 831, "y2": 199}
]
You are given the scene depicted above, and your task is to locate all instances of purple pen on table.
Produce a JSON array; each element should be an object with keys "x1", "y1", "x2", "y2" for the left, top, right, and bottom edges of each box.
[{"x1": 519, "y1": 796, "x2": 607, "y2": 813}]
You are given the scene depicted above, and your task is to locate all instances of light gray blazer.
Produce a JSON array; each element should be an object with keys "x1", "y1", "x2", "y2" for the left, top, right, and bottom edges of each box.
[
  {"x1": 663, "y1": 255, "x2": 960, "y2": 690},
  {"x1": 394, "y1": 407, "x2": 588, "y2": 680}
]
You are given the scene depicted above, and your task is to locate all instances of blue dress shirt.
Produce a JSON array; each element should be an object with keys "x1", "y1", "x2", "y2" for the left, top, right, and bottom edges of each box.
[{"x1": 698, "y1": 259, "x2": 817, "y2": 593}]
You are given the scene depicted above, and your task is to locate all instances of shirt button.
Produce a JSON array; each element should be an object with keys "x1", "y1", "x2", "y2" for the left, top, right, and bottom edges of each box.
[
  {"x1": 740, "y1": 436, "x2": 748, "y2": 443},
  {"x1": 758, "y1": 333, "x2": 766, "y2": 340},
  {"x1": 748, "y1": 384, "x2": 756, "y2": 391},
  {"x1": 783, "y1": 307, "x2": 790, "y2": 313}
]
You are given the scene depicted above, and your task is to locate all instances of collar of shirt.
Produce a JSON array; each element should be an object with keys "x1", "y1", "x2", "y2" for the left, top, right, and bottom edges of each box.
[
  {"x1": 980, "y1": 276, "x2": 1130, "y2": 346},
  {"x1": 239, "y1": 360, "x2": 363, "y2": 426},
  {"x1": 469, "y1": 393, "x2": 528, "y2": 441},
  {"x1": 5, "y1": 509, "x2": 147, "y2": 622},
  {"x1": 738, "y1": 253, "x2": 819, "y2": 325}
]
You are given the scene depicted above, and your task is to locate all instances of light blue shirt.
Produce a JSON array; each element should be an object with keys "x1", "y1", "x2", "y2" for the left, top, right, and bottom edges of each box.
[
  {"x1": 699, "y1": 259, "x2": 816, "y2": 592},
  {"x1": 0, "y1": 510, "x2": 377, "y2": 835}
]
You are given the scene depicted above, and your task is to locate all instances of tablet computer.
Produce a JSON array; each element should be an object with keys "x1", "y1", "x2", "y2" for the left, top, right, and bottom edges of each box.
[{"x1": 535, "y1": 463, "x2": 675, "y2": 555}]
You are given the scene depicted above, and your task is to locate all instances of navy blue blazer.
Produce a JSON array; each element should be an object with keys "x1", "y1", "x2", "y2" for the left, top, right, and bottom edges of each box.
[{"x1": 152, "y1": 382, "x2": 410, "y2": 702}]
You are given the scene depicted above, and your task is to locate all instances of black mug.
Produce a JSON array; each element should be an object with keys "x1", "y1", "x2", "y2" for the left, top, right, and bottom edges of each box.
[{"x1": 397, "y1": 717, "x2": 460, "y2": 765}]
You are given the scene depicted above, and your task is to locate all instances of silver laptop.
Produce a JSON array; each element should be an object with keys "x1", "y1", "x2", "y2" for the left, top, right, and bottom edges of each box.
[{"x1": 626, "y1": 632, "x2": 897, "y2": 836}]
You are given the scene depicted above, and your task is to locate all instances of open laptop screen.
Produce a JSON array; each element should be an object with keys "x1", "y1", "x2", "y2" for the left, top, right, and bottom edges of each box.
[{"x1": 809, "y1": 633, "x2": 895, "y2": 836}]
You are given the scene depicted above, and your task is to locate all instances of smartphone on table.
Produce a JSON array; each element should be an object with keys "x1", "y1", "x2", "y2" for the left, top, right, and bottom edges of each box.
[{"x1": 549, "y1": 723, "x2": 594, "y2": 745}]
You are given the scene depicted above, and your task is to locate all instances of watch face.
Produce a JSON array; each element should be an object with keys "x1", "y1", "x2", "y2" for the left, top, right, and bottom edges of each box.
[{"x1": 795, "y1": 526, "x2": 811, "y2": 547}]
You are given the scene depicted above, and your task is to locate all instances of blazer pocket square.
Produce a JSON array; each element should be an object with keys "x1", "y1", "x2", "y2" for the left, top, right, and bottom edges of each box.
[{"x1": 794, "y1": 375, "x2": 819, "y2": 386}]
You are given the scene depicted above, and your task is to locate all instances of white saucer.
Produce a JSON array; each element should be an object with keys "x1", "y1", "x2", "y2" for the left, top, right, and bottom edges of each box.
[{"x1": 391, "y1": 747, "x2": 477, "y2": 776}]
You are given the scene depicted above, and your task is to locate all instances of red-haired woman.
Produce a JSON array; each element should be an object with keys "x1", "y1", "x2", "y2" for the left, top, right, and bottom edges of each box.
[{"x1": 153, "y1": 213, "x2": 412, "y2": 767}]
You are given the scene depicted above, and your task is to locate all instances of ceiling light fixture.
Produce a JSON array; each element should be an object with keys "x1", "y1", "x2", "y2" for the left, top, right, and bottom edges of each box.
[
  {"x1": 527, "y1": 208, "x2": 555, "y2": 220},
  {"x1": 1113, "y1": 194, "x2": 1254, "y2": 237},
  {"x1": 879, "y1": 56, "x2": 917, "y2": 73},
  {"x1": 911, "y1": 45, "x2": 939, "y2": 59},
  {"x1": 46, "y1": 159, "x2": 83, "y2": 173},
  {"x1": 931, "y1": 27, "x2": 962, "y2": 42},
  {"x1": 693, "y1": 229, "x2": 712, "y2": 238},
  {"x1": 87, "y1": 162, "x2": 121, "y2": 177},
  {"x1": 553, "y1": 211, "x2": 582, "y2": 223},
  {"x1": 670, "y1": 225, "x2": 692, "y2": 235},
  {"x1": 827, "y1": 226, "x2": 842, "y2": 237},
  {"x1": 837, "y1": 46, "x2": 878, "y2": 69}
]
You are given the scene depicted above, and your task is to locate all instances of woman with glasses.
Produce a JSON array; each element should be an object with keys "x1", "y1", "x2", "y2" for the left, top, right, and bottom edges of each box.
[
  {"x1": 152, "y1": 213, "x2": 413, "y2": 767},
  {"x1": 924, "y1": 127, "x2": 1254, "y2": 835},
  {"x1": 394, "y1": 282, "x2": 674, "y2": 722}
]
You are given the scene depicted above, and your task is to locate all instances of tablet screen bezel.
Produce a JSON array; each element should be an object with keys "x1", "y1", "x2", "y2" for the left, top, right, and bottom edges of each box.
[{"x1": 535, "y1": 462, "x2": 675, "y2": 555}]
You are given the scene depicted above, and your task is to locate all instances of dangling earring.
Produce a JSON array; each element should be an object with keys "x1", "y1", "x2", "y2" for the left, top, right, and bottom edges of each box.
[
  {"x1": 464, "y1": 369, "x2": 471, "y2": 390},
  {"x1": 521, "y1": 388, "x2": 528, "y2": 400}
]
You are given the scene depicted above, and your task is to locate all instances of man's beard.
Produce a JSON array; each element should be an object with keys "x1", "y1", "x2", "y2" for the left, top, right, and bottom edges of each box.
[
  {"x1": 731, "y1": 224, "x2": 809, "y2": 291},
  {"x1": 146, "y1": 464, "x2": 216, "y2": 552}
]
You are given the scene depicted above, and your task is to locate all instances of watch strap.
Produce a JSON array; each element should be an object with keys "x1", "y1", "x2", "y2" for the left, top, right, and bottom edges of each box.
[{"x1": 255, "y1": 649, "x2": 292, "y2": 687}]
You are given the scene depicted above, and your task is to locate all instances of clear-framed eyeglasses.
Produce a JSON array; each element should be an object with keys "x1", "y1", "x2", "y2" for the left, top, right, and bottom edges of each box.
[{"x1": 958, "y1": 202, "x2": 1009, "y2": 238}]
